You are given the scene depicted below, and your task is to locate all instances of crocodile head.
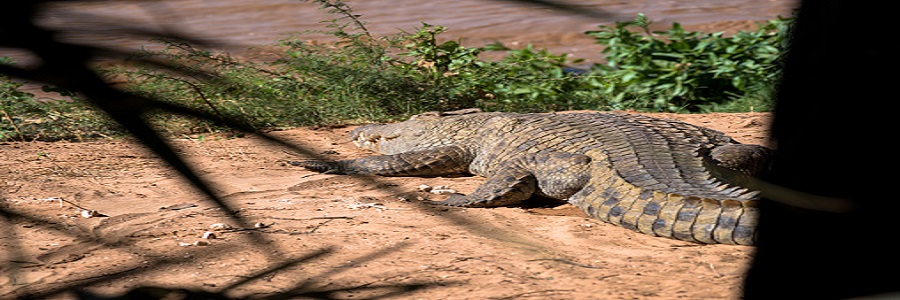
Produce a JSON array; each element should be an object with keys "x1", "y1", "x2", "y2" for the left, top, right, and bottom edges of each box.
[
  {"x1": 349, "y1": 109, "x2": 492, "y2": 154},
  {"x1": 349, "y1": 123, "x2": 417, "y2": 154}
]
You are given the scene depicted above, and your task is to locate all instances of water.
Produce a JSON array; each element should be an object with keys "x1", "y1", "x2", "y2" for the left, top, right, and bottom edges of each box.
[{"x1": 5, "y1": 0, "x2": 797, "y2": 66}]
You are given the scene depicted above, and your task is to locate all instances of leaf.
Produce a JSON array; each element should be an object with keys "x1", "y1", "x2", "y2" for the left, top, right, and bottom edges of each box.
[{"x1": 620, "y1": 71, "x2": 638, "y2": 83}]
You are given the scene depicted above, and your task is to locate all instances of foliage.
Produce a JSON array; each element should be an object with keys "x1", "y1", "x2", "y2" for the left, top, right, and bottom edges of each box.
[
  {"x1": 0, "y1": 1, "x2": 793, "y2": 141},
  {"x1": 1, "y1": 57, "x2": 121, "y2": 141},
  {"x1": 109, "y1": 4, "x2": 605, "y2": 135},
  {"x1": 585, "y1": 13, "x2": 791, "y2": 112},
  {"x1": 103, "y1": 40, "x2": 327, "y2": 134},
  {"x1": 390, "y1": 24, "x2": 599, "y2": 112}
]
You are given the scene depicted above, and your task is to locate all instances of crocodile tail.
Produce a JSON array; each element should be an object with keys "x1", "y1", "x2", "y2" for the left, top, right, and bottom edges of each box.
[{"x1": 571, "y1": 169, "x2": 759, "y2": 246}]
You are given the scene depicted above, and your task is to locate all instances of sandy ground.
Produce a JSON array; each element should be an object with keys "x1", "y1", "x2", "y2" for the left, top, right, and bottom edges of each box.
[{"x1": 1, "y1": 111, "x2": 771, "y2": 299}]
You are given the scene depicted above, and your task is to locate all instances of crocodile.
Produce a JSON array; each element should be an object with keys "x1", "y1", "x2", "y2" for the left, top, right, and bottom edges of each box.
[{"x1": 290, "y1": 109, "x2": 774, "y2": 245}]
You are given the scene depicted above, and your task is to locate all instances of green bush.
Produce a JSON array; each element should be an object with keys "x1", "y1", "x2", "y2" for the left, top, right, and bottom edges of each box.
[
  {"x1": 586, "y1": 13, "x2": 791, "y2": 112},
  {"x1": 0, "y1": 2, "x2": 793, "y2": 141},
  {"x1": 391, "y1": 24, "x2": 600, "y2": 112},
  {"x1": 105, "y1": 40, "x2": 327, "y2": 132},
  {"x1": 1, "y1": 57, "x2": 121, "y2": 141}
]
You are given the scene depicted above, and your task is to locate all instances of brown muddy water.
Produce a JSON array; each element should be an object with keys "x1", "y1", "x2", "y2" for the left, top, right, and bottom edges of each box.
[{"x1": 6, "y1": 0, "x2": 796, "y2": 66}]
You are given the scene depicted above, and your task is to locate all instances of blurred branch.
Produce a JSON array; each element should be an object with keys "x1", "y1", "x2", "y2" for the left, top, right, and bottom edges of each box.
[{"x1": 489, "y1": 0, "x2": 615, "y2": 19}]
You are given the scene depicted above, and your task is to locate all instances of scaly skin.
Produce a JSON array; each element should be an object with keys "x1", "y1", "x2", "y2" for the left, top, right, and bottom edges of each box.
[{"x1": 291, "y1": 109, "x2": 773, "y2": 245}]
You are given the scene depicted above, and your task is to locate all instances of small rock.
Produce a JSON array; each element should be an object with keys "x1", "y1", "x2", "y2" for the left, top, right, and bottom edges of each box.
[
  {"x1": 81, "y1": 210, "x2": 101, "y2": 218},
  {"x1": 418, "y1": 184, "x2": 432, "y2": 192},
  {"x1": 193, "y1": 240, "x2": 209, "y2": 246},
  {"x1": 349, "y1": 202, "x2": 387, "y2": 210},
  {"x1": 430, "y1": 189, "x2": 457, "y2": 195},
  {"x1": 209, "y1": 223, "x2": 232, "y2": 231},
  {"x1": 201, "y1": 231, "x2": 216, "y2": 239}
]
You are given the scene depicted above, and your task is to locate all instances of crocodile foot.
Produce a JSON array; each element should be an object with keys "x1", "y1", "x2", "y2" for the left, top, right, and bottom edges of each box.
[{"x1": 288, "y1": 160, "x2": 344, "y2": 174}]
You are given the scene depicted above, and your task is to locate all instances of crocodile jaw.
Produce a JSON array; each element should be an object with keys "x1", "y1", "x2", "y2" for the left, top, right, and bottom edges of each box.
[
  {"x1": 352, "y1": 131, "x2": 394, "y2": 152},
  {"x1": 349, "y1": 124, "x2": 407, "y2": 154}
]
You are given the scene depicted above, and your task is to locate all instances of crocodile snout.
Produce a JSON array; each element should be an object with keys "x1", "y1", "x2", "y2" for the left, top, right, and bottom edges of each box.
[{"x1": 350, "y1": 125, "x2": 400, "y2": 152}]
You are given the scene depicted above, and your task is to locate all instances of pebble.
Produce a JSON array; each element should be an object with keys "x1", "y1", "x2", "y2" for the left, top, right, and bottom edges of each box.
[
  {"x1": 179, "y1": 240, "x2": 210, "y2": 246},
  {"x1": 209, "y1": 223, "x2": 232, "y2": 231},
  {"x1": 422, "y1": 184, "x2": 456, "y2": 195},
  {"x1": 81, "y1": 210, "x2": 101, "y2": 218},
  {"x1": 430, "y1": 188, "x2": 457, "y2": 195}
]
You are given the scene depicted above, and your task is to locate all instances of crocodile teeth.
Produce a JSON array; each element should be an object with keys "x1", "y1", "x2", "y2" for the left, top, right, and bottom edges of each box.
[{"x1": 353, "y1": 132, "x2": 381, "y2": 148}]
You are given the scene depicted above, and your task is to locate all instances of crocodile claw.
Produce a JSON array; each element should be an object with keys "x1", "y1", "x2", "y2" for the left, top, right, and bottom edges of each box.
[
  {"x1": 421, "y1": 199, "x2": 451, "y2": 206},
  {"x1": 423, "y1": 194, "x2": 488, "y2": 207},
  {"x1": 288, "y1": 160, "x2": 343, "y2": 174},
  {"x1": 421, "y1": 197, "x2": 469, "y2": 207}
]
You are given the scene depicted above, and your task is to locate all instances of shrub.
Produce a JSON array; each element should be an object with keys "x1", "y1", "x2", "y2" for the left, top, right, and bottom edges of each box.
[
  {"x1": 1, "y1": 57, "x2": 121, "y2": 141},
  {"x1": 0, "y1": 3, "x2": 793, "y2": 141},
  {"x1": 586, "y1": 13, "x2": 791, "y2": 112}
]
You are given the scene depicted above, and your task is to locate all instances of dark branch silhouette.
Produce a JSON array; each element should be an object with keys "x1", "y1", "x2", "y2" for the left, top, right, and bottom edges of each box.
[{"x1": 488, "y1": 0, "x2": 614, "y2": 20}]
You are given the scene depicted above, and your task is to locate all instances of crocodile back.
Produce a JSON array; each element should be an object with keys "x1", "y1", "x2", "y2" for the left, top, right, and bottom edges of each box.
[
  {"x1": 468, "y1": 112, "x2": 754, "y2": 201},
  {"x1": 464, "y1": 112, "x2": 761, "y2": 245}
]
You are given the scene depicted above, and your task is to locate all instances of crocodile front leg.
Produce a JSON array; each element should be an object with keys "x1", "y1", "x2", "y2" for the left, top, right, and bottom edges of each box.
[
  {"x1": 290, "y1": 145, "x2": 473, "y2": 176},
  {"x1": 437, "y1": 152, "x2": 592, "y2": 207}
]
